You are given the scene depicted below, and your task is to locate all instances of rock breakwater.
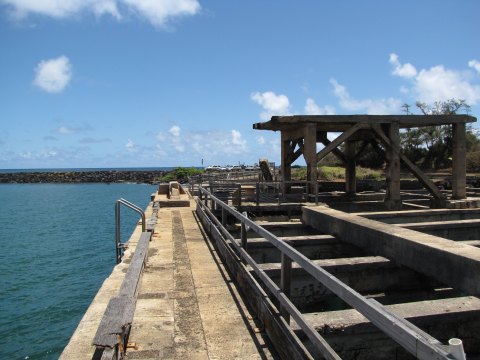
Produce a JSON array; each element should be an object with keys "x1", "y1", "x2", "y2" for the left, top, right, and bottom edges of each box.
[{"x1": 0, "y1": 170, "x2": 165, "y2": 184}]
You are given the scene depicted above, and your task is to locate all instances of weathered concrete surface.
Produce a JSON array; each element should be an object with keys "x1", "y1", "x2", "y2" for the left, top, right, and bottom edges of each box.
[
  {"x1": 302, "y1": 206, "x2": 480, "y2": 295},
  {"x1": 62, "y1": 196, "x2": 276, "y2": 359},
  {"x1": 298, "y1": 297, "x2": 480, "y2": 359},
  {"x1": 126, "y1": 200, "x2": 276, "y2": 359}
]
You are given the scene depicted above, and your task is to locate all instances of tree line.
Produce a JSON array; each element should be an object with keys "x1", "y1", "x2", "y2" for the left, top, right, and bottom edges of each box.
[{"x1": 324, "y1": 99, "x2": 480, "y2": 172}]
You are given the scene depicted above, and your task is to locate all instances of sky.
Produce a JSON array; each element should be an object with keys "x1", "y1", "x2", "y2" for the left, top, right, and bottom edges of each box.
[{"x1": 1, "y1": 0, "x2": 479, "y2": 169}]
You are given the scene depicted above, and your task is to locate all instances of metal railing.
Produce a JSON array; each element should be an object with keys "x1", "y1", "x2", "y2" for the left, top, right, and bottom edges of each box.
[
  {"x1": 198, "y1": 180, "x2": 319, "y2": 206},
  {"x1": 197, "y1": 186, "x2": 465, "y2": 360},
  {"x1": 115, "y1": 198, "x2": 146, "y2": 264}
]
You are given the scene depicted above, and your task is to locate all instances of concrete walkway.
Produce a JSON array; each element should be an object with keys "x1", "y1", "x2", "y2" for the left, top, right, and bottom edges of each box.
[
  {"x1": 61, "y1": 196, "x2": 276, "y2": 359},
  {"x1": 125, "y1": 198, "x2": 276, "y2": 359}
]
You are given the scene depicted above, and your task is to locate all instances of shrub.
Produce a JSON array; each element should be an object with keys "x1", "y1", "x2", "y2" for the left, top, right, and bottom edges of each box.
[
  {"x1": 159, "y1": 167, "x2": 203, "y2": 182},
  {"x1": 467, "y1": 151, "x2": 480, "y2": 173}
]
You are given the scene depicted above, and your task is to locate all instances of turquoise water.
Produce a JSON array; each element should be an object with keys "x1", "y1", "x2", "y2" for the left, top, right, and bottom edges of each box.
[{"x1": 0, "y1": 183, "x2": 157, "y2": 359}]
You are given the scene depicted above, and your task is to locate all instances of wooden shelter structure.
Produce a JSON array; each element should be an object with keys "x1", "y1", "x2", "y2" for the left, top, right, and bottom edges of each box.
[{"x1": 253, "y1": 115, "x2": 477, "y2": 209}]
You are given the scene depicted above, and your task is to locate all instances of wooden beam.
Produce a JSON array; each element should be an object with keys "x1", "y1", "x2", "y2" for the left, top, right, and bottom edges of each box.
[
  {"x1": 354, "y1": 140, "x2": 370, "y2": 159},
  {"x1": 286, "y1": 140, "x2": 304, "y2": 164},
  {"x1": 253, "y1": 114, "x2": 477, "y2": 132},
  {"x1": 452, "y1": 123, "x2": 467, "y2": 199},
  {"x1": 384, "y1": 123, "x2": 402, "y2": 209},
  {"x1": 304, "y1": 123, "x2": 318, "y2": 194},
  {"x1": 318, "y1": 132, "x2": 347, "y2": 164},
  {"x1": 371, "y1": 124, "x2": 445, "y2": 201},
  {"x1": 345, "y1": 141, "x2": 356, "y2": 195},
  {"x1": 316, "y1": 123, "x2": 367, "y2": 163}
]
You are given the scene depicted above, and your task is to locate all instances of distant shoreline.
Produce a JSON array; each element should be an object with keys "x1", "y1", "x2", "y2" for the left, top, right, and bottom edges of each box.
[{"x1": 0, "y1": 170, "x2": 167, "y2": 184}]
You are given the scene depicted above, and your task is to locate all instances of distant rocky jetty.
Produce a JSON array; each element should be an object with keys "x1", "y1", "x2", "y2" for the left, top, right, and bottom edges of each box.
[{"x1": 0, "y1": 170, "x2": 165, "y2": 184}]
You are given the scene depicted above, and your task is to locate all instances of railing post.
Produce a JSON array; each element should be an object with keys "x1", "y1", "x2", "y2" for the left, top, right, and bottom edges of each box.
[
  {"x1": 115, "y1": 198, "x2": 146, "y2": 264},
  {"x1": 280, "y1": 252, "x2": 292, "y2": 324},
  {"x1": 241, "y1": 219, "x2": 248, "y2": 264},
  {"x1": 210, "y1": 185, "x2": 215, "y2": 210},
  {"x1": 115, "y1": 201, "x2": 121, "y2": 264},
  {"x1": 315, "y1": 180, "x2": 319, "y2": 205},
  {"x1": 238, "y1": 184, "x2": 242, "y2": 206},
  {"x1": 256, "y1": 182, "x2": 260, "y2": 206},
  {"x1": 222, "y1": 207, "x2": 226, "y2": 227}
]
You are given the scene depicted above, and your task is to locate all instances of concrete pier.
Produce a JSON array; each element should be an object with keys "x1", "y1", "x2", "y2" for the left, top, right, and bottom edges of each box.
[{"x1": 61, "y1": 195, "x2": 276, "y2": 359}]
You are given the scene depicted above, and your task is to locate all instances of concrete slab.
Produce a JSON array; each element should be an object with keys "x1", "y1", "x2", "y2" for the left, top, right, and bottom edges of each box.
[
  {"x1": 62, "y1": 195, "x2": 277, "y2": 359},
  {"x1": 126, "y1": 198, "x2": 277, "y2": 359}
]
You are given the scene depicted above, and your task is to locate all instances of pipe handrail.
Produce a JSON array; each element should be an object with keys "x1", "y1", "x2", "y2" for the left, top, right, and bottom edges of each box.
[
  {"x1": 199, "y1": 186, "x2": 461, "y2": 360},
  {"x1": 115, "y1": 198, "x2": 146, "y2": 264}
]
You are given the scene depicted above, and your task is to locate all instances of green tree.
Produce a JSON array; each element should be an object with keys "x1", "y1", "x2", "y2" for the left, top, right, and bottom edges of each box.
[{"x1": 400, "y1": 99, "x2": 474, "y2": 169}]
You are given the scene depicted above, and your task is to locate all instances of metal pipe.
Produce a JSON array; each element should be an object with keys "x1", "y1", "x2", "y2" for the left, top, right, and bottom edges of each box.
[{"x1": 115, "y1": 198, "x2": 146, "y2": 264}]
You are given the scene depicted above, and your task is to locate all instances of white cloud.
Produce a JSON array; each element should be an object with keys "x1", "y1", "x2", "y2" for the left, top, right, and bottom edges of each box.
[
  {"x1": 469, "y1": 59, "x2": 480, "y2": 74},
  {"x1": 126, "y1": 138, "x2": 136, "y2": 152},
  {"x1": 155, "y1": 127, "x2": 248, "y2": 158},
  {"x1": 57, "y1": 126, "x2": 73, "y2": 134},
  {"x1": 414, "y1": 65, "x2": 480, "y2": 104},
  {"x1": 304, "y1": 98, "x2": 335, "y2": 115},
  {"x1": 1, "y1": 0, "x2": 120, "y2": 19},
  {"x1": 54, "y1": 124, "x2": 92, "y2": 134},
  {"x1": 33, "y1": 56, "x2": 72, "y2": 93},
  {"x1": 231, "y1": 129, "x2": 246, "y2": 151},
  {"x1": 1, "y1": 0, "x2": 200, "y2": 27},
  {"x1": 169, "y1": 125, "x2": 181, "y2": 137},
  {"x1": 389, "y1": 53, "x2": 417, "y2": 78},
  {"x1": 330, "y1": 78, "x2": 402, "y2": 114},
  {"x1": 166, "y1": 125, "x2": 184, "y2": 152},
  {"x1": 389, "y1": 54, "x2": 480, "y2": 105},
  {"x1": 123, "y1": 0, "x2": 200, "y2": 28},
  {"x1": 251, "y1": 91, "x2": 291, "y2": 120},
  {"x1": 256, "y1": 136, "x2": 265, "y2": 145}
]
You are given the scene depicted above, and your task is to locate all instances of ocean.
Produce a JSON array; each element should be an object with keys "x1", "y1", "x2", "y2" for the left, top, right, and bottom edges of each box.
[{"x1": 0, "y1": 182, "x2": 157, "y2": 359}]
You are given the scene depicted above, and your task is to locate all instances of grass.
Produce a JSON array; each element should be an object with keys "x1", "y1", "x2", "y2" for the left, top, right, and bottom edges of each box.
[{"x1": 291, "y1": 166, "x2": 382, "y2": 181}]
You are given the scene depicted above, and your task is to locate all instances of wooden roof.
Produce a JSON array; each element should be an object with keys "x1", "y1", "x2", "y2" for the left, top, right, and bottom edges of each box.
[{"x1": 253, "y1": 114, "x2": 477, "y2": 132}]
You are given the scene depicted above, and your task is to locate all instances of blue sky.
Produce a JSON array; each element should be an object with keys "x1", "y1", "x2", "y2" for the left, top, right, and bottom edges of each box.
[{"x1": 1, "y1": 0, "x2": 479, "y2": 169}]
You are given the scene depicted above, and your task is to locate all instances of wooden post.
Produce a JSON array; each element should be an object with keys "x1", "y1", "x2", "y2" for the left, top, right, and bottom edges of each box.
[
  {"x1": 256, "y1": 182, "x2": 260, "y2": 206},
  {"x1": 384, "y1": 123, "x2": 402, "y2": 210},
  {"x1": 345, "y1": 140, "x2": 356, "y2": 197},
  {"x1": 221, "y1": 207, "x2": 226, "y2": 227},
  {"x1": 452, "y1": 123, "x2": 467, "y2": 199},
  {"x1": 280, "y1": 252, "x2": 292, "y2": 324},
  {"x1": 304, "y1": 123, "x2": 318, "y2": 197},
  {"x1": 281, "y1": 132, "x2": 292, "y2": 196}
]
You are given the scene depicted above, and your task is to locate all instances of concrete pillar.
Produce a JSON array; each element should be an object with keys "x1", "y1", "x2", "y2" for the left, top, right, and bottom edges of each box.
[
  {"x1": 345, "y1": 141, "x2": 356, "y2": 197},
  {"x1": 384, "y1": 123, "x2": 402, "y2": 210},
  {"x1": 303, "y1": 124, "x2": 318, "y2": 196},
  {"x1": 452, "y1": 123, "x2": 467, "y2": 199}
]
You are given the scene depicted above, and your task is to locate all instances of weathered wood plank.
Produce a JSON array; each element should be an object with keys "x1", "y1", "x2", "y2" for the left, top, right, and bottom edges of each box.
[
  {"x1": 119, "y1": 232, "x2": 151, "y2": 298},
  {"x1": 93, "y1": 231, "x2": 151, "y2": 351},
  {"x1": 371, "y1": 124, "x2": 444, "y2": 201},
  {"x1": 93, "y1": 296, "x2": 135, "y2": 347},
  {"x1": 253, "y1": 115, "x2": 476, "y2": 132},
  {"x1": 316, "y1": 123, "x2": 368, "y2": 163}
]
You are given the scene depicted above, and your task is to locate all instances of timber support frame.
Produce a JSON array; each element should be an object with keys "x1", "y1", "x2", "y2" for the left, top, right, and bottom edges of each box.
[{"x1": 254, "y1": 114, "x2": 476, "y2": 208}]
